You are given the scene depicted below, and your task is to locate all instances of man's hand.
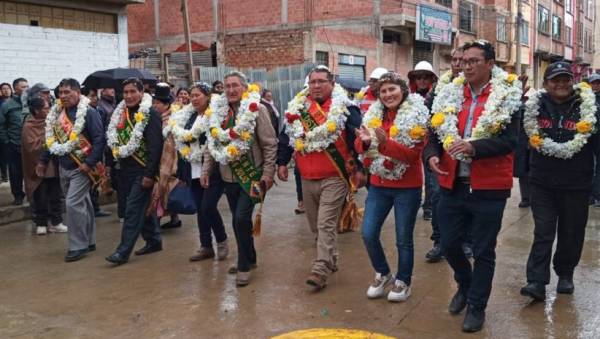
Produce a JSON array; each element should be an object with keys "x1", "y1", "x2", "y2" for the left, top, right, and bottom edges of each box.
[
  {"x1": 357, "y1": 126, "x2": 372, "y2": 147},
  {"x1": 200, "y1": 176, "x2": 209, "y2": 188},
  {"x1": 448, "y1": 139, "x2": 475, "y2": 158},
  {"x1": 374, "y1": 128, "x2": 387, "y2": 146},
  {"x1": 80, "y1": 163, "x2": 92, "y2": 174},
  {"x1": 260, "y1": 176, "x2": 274, "y2": 191},
  {"x1": 277, "y1": 165, "x2": 288, "y2": 182},
  {"x1": 35, "y1": 163, "x2": 46, "y2": 178},
  {"x1": 141, "y1": 176, "x2": 155, "y2": 189},
  {"x1": 428, "y1": 156, "x2": 449, "y2": 176},
  {"x1": 353, "y1": 170, "x2": 367, "y2": 188}
]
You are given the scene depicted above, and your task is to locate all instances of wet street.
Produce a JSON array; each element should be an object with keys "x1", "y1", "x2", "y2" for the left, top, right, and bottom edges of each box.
[{"x1": 1, "y1": 177, "x2": 600, "y2": 339}]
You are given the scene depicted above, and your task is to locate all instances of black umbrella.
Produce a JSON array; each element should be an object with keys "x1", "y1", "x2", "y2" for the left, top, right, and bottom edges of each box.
[
  {"x1": 82, "y1": 68, "x2": 158, "y2": 90},
  {"x1": 336, "y1": 77, "x2": 367, "y2": 92}
]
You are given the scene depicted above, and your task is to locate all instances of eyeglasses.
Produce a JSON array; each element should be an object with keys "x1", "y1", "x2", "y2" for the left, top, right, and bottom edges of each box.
[
  {"x1": 460, "y1": 58, "x2": 486, "y2": 67},
  {"x1": 309, "y1": 79, "x2": 331, "y2": 86}
]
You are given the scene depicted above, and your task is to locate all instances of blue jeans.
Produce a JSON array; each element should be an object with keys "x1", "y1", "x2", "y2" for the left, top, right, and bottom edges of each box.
[
  {"x1": 115, "y1": 173, "x2": 161, "y2": 258},
  {"x1": 438, "y1": 183, "x2": 506, "y2": 309},
  {"x1": 361, "y1": 186, "x2": 421, "y2": 285}
]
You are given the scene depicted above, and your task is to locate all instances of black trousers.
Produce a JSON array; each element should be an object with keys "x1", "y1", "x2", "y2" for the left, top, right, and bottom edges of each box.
[
  {"x1": 32, "y1": 177, "x2": 63, "y2": 227},
  {"x1": 526, "y1": 183, "x2": 590, "y2": 284},
  {"x1": 7, "y1": 143, "x2": 24, "y2": 200},
  {"x1": 224, "y1": 182, "x2": 256, "y2": 272}
]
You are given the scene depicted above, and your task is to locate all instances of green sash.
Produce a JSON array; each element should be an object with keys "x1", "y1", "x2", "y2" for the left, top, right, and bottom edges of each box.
[
  {"x1": 299, "y1": 109, "x2": 351, "y2": 183},
  {"x1": 116, "y1": 109, "x2": 148, "y2": 167},
  {"x1": 224, "y1": 110, "x2": 263, "y2": 204}
]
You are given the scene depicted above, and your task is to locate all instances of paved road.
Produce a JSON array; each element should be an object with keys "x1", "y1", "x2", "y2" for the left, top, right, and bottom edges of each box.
[{"x1": 1, "y1": 178, "x2": 599, "y2": 338}]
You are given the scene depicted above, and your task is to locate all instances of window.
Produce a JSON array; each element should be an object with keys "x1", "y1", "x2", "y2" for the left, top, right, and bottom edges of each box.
[
  {"x1": 459, "y1": 1, "x2": 476, "y2": 33},
  {"x1": 584, "y1": 30, "x2": 593, "y2": 52},
  {"x1": 586, "y1": 0, "x2": 593, "y2": 19},
  {"x1": 435, "y1": 0, "x2": 452, "y2": 8},
  {"x1": 497, "y1": 15, "x2": 507, "y2": 41},
  {"x1": 577, "y1": 21, "x2": 583, "y2": 44},
  {"x1": 537, "y1": 6, "x2": 550, "y2": 33},
  {"x1": 552, "y1": 15, "x2": 562, "y2": 40},
  {"x1": 0, "y1": 0, "x2": 117, "y2": 33},
  {"x1": 565, "y1": 26, "x2": 572, "y2": 46},
  {"x1": 565, "y1": 0, "x2": 572, "y2": 13},
  {"x1": 520, "y1": 20, "x2": 530, "y2": 45},
  {"x1": 316, "y1": 51, "x2": 329, "y2": 67}
]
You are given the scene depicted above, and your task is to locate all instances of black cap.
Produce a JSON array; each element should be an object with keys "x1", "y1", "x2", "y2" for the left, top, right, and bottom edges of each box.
[
  {"x1": 152, "y1": 82, "x2": 173, "y2": 104},
  {"x1": 544, "y1": 61, "x2": 573, "y2": 80}
]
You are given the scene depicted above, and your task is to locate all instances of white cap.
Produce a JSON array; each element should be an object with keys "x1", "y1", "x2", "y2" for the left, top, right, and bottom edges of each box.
[
  {"x1": 409, "y1": 61, "x2": 438, "y2": 79},
  {"x1": 369, "y1": 67, "x2": 388, "y2": 80}
]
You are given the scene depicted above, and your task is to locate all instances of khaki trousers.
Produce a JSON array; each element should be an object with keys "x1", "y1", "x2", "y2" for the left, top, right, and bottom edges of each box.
[{"x1": 302, "y1": 177, "x2": 348, "y2": 277}]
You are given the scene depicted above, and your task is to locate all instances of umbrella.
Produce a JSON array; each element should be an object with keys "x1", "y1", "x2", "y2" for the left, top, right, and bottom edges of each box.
[
  {"x1": 82, "y1": 68, "x2": 158, "y2": 90},
  {"x1": 336, "y1": 77, "x2": 367, "y2": 93}
]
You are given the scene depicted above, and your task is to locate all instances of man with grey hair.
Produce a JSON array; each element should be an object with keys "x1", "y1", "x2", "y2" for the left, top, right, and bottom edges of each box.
[{"x1": 202, "y1": 71, "x2": 278, "y2": 287}]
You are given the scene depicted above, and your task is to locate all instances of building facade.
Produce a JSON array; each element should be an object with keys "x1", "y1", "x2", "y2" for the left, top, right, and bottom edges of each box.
[{"x1": 0, "y1": 0, "x2": 141, "y2": 87}]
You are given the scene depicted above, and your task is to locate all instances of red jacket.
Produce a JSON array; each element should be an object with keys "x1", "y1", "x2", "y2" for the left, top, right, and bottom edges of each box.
[
  {"x1": 355, "y1": 110, "x2": 424, "y2": 188},
  {"x1": 358, "y1": 88, "x2": 377, "y2": 115},
  {"x1": 435, "y1": 83, "x2": 515, "y2": 191}
]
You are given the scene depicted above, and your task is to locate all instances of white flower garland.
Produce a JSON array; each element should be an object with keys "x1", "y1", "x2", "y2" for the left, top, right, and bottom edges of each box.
[
  {"x1": 430, "y1": 66, "x2": 522, "y2": 160},
  {"x1": 284, "y1": 83, "x2": 352, "y2": 153},
  {"x1": 434, "y1": 70, "x2": 453, "y2": 95},
  {"x1": 206, "y1": 85, "x2": 262, "y2": 164},
  {"x1": 163, "y1": 103, "x2": 210, "y2": 162},
  {"x1": 107, "y1": 93, "x2": 153, "y2": 158},
  {"x1": 523, "y1": 83, "x2": 597, "y2": 159},
  {"x1": 360, "y1": 94, "x2": 430, "y2": 180},
  {"x1": 45, "y1": 95, "x2": 90, "y2": 157}
]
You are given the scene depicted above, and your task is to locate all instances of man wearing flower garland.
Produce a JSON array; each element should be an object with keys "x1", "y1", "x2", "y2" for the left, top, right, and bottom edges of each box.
[
  {"x1": 202, "y1": 71, "x2": 277, "y2": 287},
  {"x1": 424, "y1": 40, "x2": 522, "y2": 332},
  {"x1": 519, "y1": 62, "x2": 600, "y2": 301},
  {"x1": 105, "y1": 78, "x2": 164, "y2": 265},
  {"x1": 39, "y1": 78, "x2": 105, "y2": 262},
  {"x1": 277, "y1": 66, "x2": 364, "y2": 290}
]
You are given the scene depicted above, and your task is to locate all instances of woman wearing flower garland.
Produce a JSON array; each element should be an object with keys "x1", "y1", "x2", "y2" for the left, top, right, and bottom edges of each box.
[
  {"x1": 164, "y1": 82, "x2": 229, "y2": 262},
  {"x1": 520, "y1": 62, "x2": 600, "y2": 302},
  {"x1": 105, "y1": 78, "x2": 164, "y2": 266},
  {"x1": 355, "y1": 72, "x2": 429, "y2": 302},
  {"x1": 176, "y1": 87, "x2": 191, "y2": 106}
]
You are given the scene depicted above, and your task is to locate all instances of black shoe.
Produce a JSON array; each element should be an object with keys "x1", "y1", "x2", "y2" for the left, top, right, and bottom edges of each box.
[
  {"x1": 88, "y1": 244, "x2": 96, "y2": 252},
  {"x1": 12, "y1": 197, "x2": 24, "y2": 206},
  {"x1": 449, "y1": 289, "x2": 468, "y2": 314},
  {"x1": 462, "y1": 305, "x2": 485, "y2": 333},
  {"x1": 518, "y1": 201, "x2": 531, "y2": 208},
  {"x1": 425, "y1": 243, "x2": 443, "y2": 263},
  {"x1": 161, "y1": 220, "x2": 182, "y2": 229},
  {"x1": 105, "y1": 252, "x2": 128, "y2": 265},
  {"x1": 134, "y1": 243, "x2": 162, "y2": 256},
  {"x1": 557, "y1": 276, "x2": 574, "y2": 294},
  {"x1": 462, "y1": 244, "x2": 473, "y2": 259},
  {"x1": 423, "y1": 209, "x2": 432, "y2": 221},
  {"x1": 520, "y1": 282, "x2": 546, "y2": 301},
  {"x1": 95, "y1": 210, "x2": 112, "y2": 217},
  {"x1": 65, "y1": 249, "x2": 89, "y2": 262}
]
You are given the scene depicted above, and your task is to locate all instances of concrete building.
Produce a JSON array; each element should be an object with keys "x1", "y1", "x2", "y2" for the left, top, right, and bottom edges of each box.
[
  {"x1": 0, "y1": 0, "x2": 142, "y2": 87},
  {"x1": 595, "y1": 0, "x2": 600, "y2": 72}
]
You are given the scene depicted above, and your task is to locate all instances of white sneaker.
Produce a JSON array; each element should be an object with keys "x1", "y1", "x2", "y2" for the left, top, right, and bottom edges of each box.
[
  {"x1": 387, "y1": 279, "x2": 411, "y2": 302},
  {"x1": 49, "y1": 223, "x2": 68, "y2": 233},
  {"x1": 36, "y1": 226, "x2": 47, "y2": 235},
  {"x1": 367, "y1": 272, "x2": 393, "y2": 299}
]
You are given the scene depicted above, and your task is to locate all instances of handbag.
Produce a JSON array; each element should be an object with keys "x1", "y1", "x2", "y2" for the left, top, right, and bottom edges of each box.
[{"x1": 166, "y1": 184, "x2": 197, "y2": 215}]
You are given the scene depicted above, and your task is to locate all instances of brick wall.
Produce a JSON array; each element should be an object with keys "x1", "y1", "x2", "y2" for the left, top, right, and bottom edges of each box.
[
  {"x1": 127, "y1": 0, "x2": 155, "y2": 44},
  {"x1": 0, "y1": 23, "x2": 128, "y2": 87},
  {"x1": 223, "y1": 28, "x2": 305, "y2": 68}
]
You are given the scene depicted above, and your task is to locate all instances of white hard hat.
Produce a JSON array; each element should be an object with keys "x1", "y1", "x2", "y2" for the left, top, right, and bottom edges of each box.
[
  {"x1": 369, "y1": 67, "x2": 388, "y2": 80},
  {"x1": 408, "y1": 61, "x2": 438, "y2": 79}
]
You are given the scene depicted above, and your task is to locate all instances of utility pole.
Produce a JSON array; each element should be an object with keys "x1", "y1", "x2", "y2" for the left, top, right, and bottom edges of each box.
[
  {"x1": 181, "y1": 0, "x2": 195, "y2": 84},
  {"x1": 515, "y1": 0, "x2": 522, "y2": 75}
]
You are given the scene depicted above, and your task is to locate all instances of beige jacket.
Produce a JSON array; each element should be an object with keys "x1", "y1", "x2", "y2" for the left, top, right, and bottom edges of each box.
[{"x1": 202, "y1": 103, "x2": 277, "y2": 183}]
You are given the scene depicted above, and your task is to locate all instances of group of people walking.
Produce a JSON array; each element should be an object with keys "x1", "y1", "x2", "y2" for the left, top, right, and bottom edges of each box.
[{"x1": 8, "y1": 38, "x2": 600, "y2": 334}]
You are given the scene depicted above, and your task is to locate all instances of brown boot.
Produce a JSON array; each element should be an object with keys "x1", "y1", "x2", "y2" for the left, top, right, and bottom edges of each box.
[
  {"x1": 216, "y1": 240, "x2": 229, "y2": 261},
  {"x1": 189, "y1": 247, "x2": 215, "y2": 262},
  {"x1": 236, "y1": 271, "x2": 251, "y2": 287},
  {"x1": 306, "y1": 272, "x2": 327, "y2": 290}
]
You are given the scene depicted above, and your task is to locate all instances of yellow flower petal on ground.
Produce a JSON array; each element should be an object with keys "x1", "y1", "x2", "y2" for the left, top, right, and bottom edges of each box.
[
  {"x1": 409, "y1": 125, "x2": 427, "y2": 140},
  {"x1": 240, "y1": 131, "x2": 251, "y2": 141},
  {"x1": 431, "y1": 113, "x2": 445, "y2": 128},
  {"x1": 507, "y1": 74, "x2": 518, "y2": 84},
  {"x1": 443, "y1": 135, "x2": 455, "y2": 150},
  {"x1": 453, "y1": 77, "x2": 465, "y2": 86},
  {"x1": 529, "y1": 135, "x2": 543, "y2": 148},
  {"x1": 180, "y1": 146, "x2": 191, "y2": 157},
  {"x1": 326, "y1": 121, "x2": 337, "y2": 133},
  {"x1": 226, "y1": 144, "x2": 239, "y2": 157},
  {"x1": 389, "y1": 125, "x2": 399, "y2": 138},
  {"x1": 46, "y1": 137, "x2": 55, "y2": 147},
  {"x1": 69, "y1": 132, "x2": 78, "y2": 142},
  {"x1": 242, "y1": 92, "x2": 249, "y2": 100},
  {"x1": 576, "y1": 121, "x2": 592, "y2": 134},
  {"x1": 294, "y1": 139, "x2": 305, "y2": 152},
  {"x1": 367, "y1": 118, "x2": 382, "y2": 129},
  {"x1": 134, "y1": 111, "x2": 145, "y2": 123},
  {"x1": 210, "y1": 128, "x2": 219, "y2": 138}
]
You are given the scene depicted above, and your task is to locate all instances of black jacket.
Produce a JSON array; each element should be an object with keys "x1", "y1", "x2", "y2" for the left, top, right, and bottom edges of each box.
[
  {"x1": 276, "y1": 104, "x2": 362, "y2": 167},
  {"x1": 527, "y1": 92, "x2": 600, "y2": 190},
  {"x1": 120, "y1": 105, "x2": 164, "y2": 179}
]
